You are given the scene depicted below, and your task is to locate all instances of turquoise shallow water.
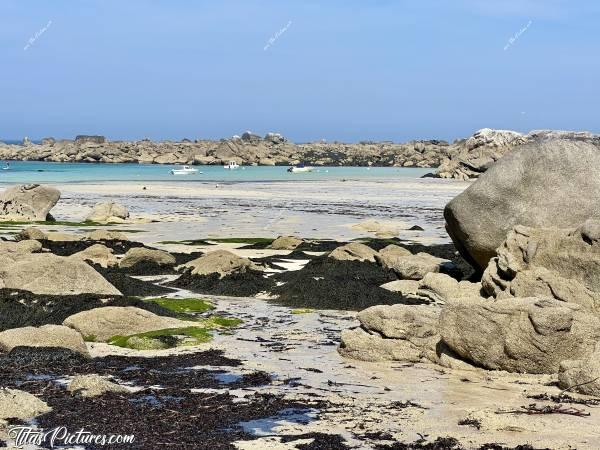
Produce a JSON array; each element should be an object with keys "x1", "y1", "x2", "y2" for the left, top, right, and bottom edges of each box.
[{"x1": 0, "y1": 161, "x2": 432, "y2": 184}]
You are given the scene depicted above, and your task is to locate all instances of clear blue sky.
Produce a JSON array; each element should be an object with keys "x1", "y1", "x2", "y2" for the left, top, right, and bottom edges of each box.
[{"x1": 1, "y1": 0, "x2": 599, "y2": 142}]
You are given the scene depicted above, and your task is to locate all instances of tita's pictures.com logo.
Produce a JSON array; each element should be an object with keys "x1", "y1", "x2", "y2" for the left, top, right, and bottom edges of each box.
[{"x1": 8, "y1": 426, "x2": 135, "y2": 448}]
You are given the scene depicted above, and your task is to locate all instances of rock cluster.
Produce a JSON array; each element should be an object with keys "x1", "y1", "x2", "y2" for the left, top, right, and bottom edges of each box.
[
  {"x1": 437, "y1": 128, "x2": 600, "y2": 180},
  {"x1": 0, "y1": 133, "x2": 450, "y2": 167}
]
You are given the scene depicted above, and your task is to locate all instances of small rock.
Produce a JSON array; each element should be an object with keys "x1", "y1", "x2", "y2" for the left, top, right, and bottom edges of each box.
[
  {"x1": 68, "y1": 374, "x2": 130, "y2": 398},
  {"x1": 329, "y1": 242, "x2": 378, "y2": 263}
]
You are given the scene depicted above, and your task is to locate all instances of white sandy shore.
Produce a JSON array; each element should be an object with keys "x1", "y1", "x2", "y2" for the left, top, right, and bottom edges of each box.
[{"x1": 35, "y1": 178, "x2": 470, "y2": 245}]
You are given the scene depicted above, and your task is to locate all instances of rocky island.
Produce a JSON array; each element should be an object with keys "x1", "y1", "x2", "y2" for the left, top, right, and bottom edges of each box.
[{"x1": 3, "y1": 128, "x2": 599, "y2": 179}]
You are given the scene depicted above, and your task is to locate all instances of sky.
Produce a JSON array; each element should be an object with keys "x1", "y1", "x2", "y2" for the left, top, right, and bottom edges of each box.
[{"x1": 1, "y1": 0, "x2": 599, "y2": 142}]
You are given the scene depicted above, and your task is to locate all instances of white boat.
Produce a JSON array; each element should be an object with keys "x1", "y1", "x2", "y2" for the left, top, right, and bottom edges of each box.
[
  {"x1": 224, "y1": 161, "x2": 240, "y2": 170},
  {"x1": 287, "y1": 163, "x2": 313, "y2": 173},
  {"x1": 170, "y1": 165, "x2": 199, "y2": 175}
]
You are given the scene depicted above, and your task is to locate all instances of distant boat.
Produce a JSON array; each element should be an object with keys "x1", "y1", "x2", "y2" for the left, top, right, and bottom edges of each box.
[
  {"x1": 224, "y1": 161, "x2": 240, "y2": 170},
  {"x1": 170, "y1": 165, "x2": 200, "y2": 175},
  {"x1": 2, "y1": 162, "x2": 10, "y2": 170},
  {"x1": 287, "y1": 163, "x2": 313, "y2": 173}
]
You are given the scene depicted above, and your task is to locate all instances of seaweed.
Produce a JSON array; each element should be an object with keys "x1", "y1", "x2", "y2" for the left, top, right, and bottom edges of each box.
[
  {"x1": 167, "y1": 270, "x2": 274, "y2": 297},
  {"x1": 0, "y1": 288, "x2": 178, "y2": 332}
]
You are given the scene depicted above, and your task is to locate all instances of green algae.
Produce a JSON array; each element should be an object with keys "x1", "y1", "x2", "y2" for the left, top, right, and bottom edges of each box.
[
  {"x1": 290, "y1": 308, "x2": 315, "y2": 315},
  {"x1": 108, "y1": 326, "x2": 213, "y2": 350}
]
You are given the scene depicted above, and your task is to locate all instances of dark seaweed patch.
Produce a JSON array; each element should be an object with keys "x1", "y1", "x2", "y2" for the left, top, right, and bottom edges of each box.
[
  {"x1": 0, "y1": 289, "x2": 178, "y2": 331},
  {"x1": 167, "y1": 270, "x2": 274, "y2": 297},
  {"x1": 271, "y1": 257, "x2": 427, "y2": 311},
  {"x1": 41, "y1": 239, "x2": 144, "y2": 256}
]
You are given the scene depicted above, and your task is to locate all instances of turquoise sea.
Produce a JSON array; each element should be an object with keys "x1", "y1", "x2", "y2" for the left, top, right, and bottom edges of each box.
[{"x1": 0, "y1": 161, "x2": 432, "y2": 184}]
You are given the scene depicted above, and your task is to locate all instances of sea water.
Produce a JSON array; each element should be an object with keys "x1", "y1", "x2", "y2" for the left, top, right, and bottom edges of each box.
[{"x1": 0, "y1": 161, "x2": 432, "y2": 184}]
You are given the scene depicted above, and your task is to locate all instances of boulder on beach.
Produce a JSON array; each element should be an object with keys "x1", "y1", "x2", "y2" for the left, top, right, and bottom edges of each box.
[
  {"x1": 85, "y1": 229, "x2": 129, "y2": 241},
  {"x1": 0, "y1": 253, "x2": 122, "y2": 296},
  {"x1": 0, "y1": 388, "x2": 51, "y2": 420},
  {"x1": 45, "y1": 231, "x2": 83, "y2": 242},
  {"x1": 351, "y1": 220, "x2": 401, "y2": 237},
  {"x1": 71, "y1": 244, "x2": 118, "y2": 268},
  {"x1": 269, "y1": 235, "x2": 303, "y2": 250},
  {"x1": 0, "y1": 324, "x2": 89, "y2": 356},
  {"x1": 329, "y1": 242, "x2": 378, "y2": 263},
  {"x1": 119, "y1": 247, "x2": 176, "y2": 269},
  {"x1": 63, "y1": 306, "x2": 196, "y2": 342},
  {"x1": 439, "y1": 296, "x2": 600, "y2": 374},
  {"x1": 68, "y1": 374, "x2": 130, "y2": 398},
  {"x1": 444, "y1": 139, "x2": 600, "y2": 270},
  {"x1": 86, "y1": 201, "x2": 130, "y2": 223},
  {"x1": 558, "y1": 342, "x2": 600, "y2": 396},
  {"x1": 482, "y1": 221, "x2": 600, "y2": 311},
  {"x1": 180, "y1": 250, "x2": 260, "y2": 278},
  {"x1": 339, "y1": 304, "x2": 472, "y2": 370},
  {"x1": 0, "y1": 239, "x2": 42, "y2": 254},
  {"x1": 376, "y1": 248, "x2": 451, "y2": 280},
  {"x1": 0, "y1": 184, "x2": 60, "y2": 221},
  {"x1": 16, "y1": 226, "x2": 47, "y2": 241}
]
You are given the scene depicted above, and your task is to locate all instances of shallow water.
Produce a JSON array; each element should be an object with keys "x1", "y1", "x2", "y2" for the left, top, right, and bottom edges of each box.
[{"x1": 0, "y1": 161, "x2": 431, "y2": 184}]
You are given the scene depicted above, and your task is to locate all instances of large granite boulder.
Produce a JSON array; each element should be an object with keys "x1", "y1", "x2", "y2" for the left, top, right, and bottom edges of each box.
[
  {"x1": 444, "y1": 139, "x2": 600, "y2": 270},
  {"x1": 0, "y1": 184, "x2": 60, "y2": 221},
  {"x1": 119, "y1": 247, "x2": 176, "y2": 269},
  {"x1": 439, "y1": 296, "x2": 600, "y2": 374},
  {"x1": 63, "y1": 307, "x2": 196, "y2": 342},
  {"x1": 86, "y1": 201, "x2": 130, "y2": 223},
  {"x1": 339, "y1": 304, "x2": 472, "y2": 370},
  {"x1": 180, "y1": 250, "x2": 260, "y2": 277},
  {"x1": 0, "y1": 324, "x2": 89, "y2": 356},
  {"x1": 482, "y1": 222, "x2": 600, "y2": 311},
  {"x1": 329, "y1": 242, "x2": 378, "y2": 263},
  {"x1": 0, "y1": 253, "x2": 121, "y2": 295}
]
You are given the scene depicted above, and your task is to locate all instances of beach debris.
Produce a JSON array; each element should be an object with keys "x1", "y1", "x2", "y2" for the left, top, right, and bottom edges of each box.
[{"x1": 497, "y1": 403, "x2": 590, "y2": 417}]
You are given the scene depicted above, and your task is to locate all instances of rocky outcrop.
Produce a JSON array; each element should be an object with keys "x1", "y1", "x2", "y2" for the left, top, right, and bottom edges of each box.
[
  {"x1": 75, "y1": 135, "x2": 106, "y2": 144},
  {"x1": 0, "y1": 253, "x2": 121, "y2": 295},
  {"x1": 86, "y1": 201, "x2": 130, "y2": 223},
  {"x1": 482, "y1": 222, "x2": 600, "y2": 311},
  {"x1": 63, "y1": 306, "x2": 196, "y2": 342},
  {"x1": 444, "y1": 139, "x2": 600, "y2": 270},
  {"x1": 0, "y1": 184, "x2": 60, "y2": 221},
  {"x1": 439, "y1": 296, "x2": 600, "y2": 374},
  {"x1": 0, "y1": 134, "x2": 450, "y2": 167},
  {"x1": 119, "y1": 247, "x2": 175, "y2": 269},
  {"x1": 269, "y1": 236, "x2": 303, "y2": 250},
  {"x1": 329, "y1": 242, "x2": 378, "y2": 262},
  {"x1": 437, "y1": 129, "x2": 600, "y2": 180},
  {"x1": 339, "y1": 304, "x2": 472, "y2": 370},
  {"x1": 0, "y1": 324, "x2": 89, "y2": 356},
  {"x1": 180, "y1": 250, "x2": 260, "y2": 277},
  {"x1": 437, "y1": 129, "x2": 527, "y2": 180}
]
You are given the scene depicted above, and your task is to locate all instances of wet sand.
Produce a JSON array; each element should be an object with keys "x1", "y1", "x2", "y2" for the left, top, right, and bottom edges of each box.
[{"x1": 48, "y1": 178, "x2": 469, "y2": 244}]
